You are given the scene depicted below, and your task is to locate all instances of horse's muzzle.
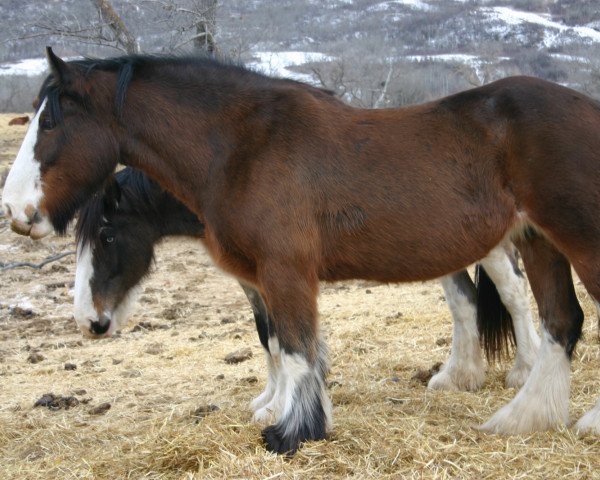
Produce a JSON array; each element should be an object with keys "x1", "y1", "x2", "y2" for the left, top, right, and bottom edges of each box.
[
  {"x1": 89, "y1": 314, "x2": 112, "y2": 337},
  {"x1": 10, "y1": 218, "x2": 33, "y2": 236},
  {"x1": 6, "y1": 204, "x2": 53, "y2": 239}
]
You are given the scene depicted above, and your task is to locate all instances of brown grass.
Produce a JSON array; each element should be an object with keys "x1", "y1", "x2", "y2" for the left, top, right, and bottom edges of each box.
[{"x1": 1, "y1": 114, "x2": 600, "y2": 479}]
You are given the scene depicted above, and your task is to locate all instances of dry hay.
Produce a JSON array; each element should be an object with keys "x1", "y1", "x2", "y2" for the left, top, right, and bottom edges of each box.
[{"x1": 1, "y1": 113, "x2": 600, "y2": 479}]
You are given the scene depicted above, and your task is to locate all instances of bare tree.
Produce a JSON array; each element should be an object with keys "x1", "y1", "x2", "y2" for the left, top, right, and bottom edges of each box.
[{"x1": 90, "y1": 0, "x2": 139, "y2": 54}]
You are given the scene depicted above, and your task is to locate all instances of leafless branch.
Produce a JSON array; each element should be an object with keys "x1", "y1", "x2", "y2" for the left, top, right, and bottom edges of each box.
[{"x1": 0, "y1": 251, "x2": 76, "y2": 271}]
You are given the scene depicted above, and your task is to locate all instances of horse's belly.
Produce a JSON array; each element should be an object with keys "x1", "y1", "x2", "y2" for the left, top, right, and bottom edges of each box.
[{"x1": 319, "y1": 209, "x2": 515, "y2": 283}]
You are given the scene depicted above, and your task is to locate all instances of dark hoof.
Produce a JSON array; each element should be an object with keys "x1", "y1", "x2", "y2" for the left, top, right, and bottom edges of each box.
[
  {"x1": 262, "y1": 425, "x2": 299, "y2": 456},
  {"x1": 261, "y1": 424, "x2": 327, "y2": 456}
]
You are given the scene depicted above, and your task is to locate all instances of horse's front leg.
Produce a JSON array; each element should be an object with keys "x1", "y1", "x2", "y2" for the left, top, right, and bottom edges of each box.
[{"x1": 256, "y1": 262, "x2": 332, "y2": 455}]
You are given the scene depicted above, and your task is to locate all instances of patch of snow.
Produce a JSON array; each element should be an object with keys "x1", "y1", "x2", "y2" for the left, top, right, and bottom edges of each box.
[
  {"x1": 484, "y1": 7, "x2": 600, "y2": 46},
  {"x1": 0, "y1": 58, "x2": 48, "y2": 77},
  {"x1": 371, "y1": 0, "x2": 432, "y2": 12},
  {"x1": 249, "y1": 51, "x2": 334, "y2": 83},
  {"x1": 0, "y1": 56, "x2": 80, "y2": 77}
]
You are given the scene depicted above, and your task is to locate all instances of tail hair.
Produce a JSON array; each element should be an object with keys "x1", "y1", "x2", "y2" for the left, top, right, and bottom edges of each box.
[{"x1": 475, "y1": 264, "x2": 516, "y2": 362}]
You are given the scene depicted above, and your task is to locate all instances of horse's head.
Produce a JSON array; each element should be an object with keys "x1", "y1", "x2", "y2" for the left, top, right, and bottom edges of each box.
[
  {"x1": 2, "y1": 48, "x2": 120, "y2": 238},
  {"x1": 74, "y1": 174, "x2": 157, "y2": 338}
]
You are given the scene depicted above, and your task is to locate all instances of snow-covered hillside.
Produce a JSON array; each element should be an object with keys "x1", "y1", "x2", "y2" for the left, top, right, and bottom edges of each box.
[{"x1": 0, "y1": 0, "x2": 599, "y2": 111}]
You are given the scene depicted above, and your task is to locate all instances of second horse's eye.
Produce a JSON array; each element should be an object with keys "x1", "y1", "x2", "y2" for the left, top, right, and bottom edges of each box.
[{"x1": 100, "y1": 227, "x2": 116, "y2": 246}]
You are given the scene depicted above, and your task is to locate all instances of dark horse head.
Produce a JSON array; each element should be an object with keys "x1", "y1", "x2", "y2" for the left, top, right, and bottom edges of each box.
[{"x1": 74, "y1": 168, "x2": 203, "y2": 337}]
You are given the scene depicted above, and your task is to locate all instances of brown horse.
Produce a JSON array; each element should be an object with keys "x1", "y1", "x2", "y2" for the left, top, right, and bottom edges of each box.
[{"x1": 2, "y1": 48, "x2": 597, "y2": 454}]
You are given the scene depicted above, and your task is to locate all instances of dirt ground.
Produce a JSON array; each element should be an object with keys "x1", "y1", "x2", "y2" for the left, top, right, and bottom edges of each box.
[{"x1": 1, "y1": 113, "x2": 600, "y2": 479}]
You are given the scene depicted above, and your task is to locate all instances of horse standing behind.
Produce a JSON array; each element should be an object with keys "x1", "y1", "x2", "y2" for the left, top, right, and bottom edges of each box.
[{"x1": 2, "y1": 49, "x2": 597, "y2": 454}]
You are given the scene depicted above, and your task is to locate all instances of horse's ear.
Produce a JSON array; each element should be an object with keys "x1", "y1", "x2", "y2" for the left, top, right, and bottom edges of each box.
[
  {"x1": 46, "y1": 47, "x2": 71, "y2": 86},
  {"x1": 103, "y1": 177, "x2": 121, "y2": 212}
]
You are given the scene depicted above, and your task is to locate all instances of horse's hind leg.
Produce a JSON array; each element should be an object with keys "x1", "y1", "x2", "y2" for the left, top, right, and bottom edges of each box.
[
  {"x1": 239, "y1": 284, "x2": 280, "y2": 419},
  {"x1": 428, "y1": 271, "x2": 486, "y2": 391},
  {"x1": 571, "y1": 263, "x2": 600, "y2": 433},
  {"x1": 480, "y1": 234, "x2": 583, "y2": 434},
  {"x1": 478, "y1": 243, "x2": 540, "y2": 388},
  {"x1": 256, "y1": 262, "x2": 331, "y2": 454}
]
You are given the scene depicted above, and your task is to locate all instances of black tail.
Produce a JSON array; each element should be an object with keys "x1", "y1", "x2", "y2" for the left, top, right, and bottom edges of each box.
[{"x1": 475, "y1": 265, "x2": 516, "y2": 363}]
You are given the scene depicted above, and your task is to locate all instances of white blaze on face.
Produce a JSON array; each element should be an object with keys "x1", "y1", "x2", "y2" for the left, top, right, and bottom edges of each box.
[
  {"x1": 1, "y1": 98, "x2": 53, "y2": 238},
  {"x1": 74, "y1": 241, "x2": 98, "y2": 335}
]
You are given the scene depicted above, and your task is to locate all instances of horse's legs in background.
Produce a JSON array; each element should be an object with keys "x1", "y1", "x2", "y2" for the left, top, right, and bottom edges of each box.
[
  {"x1": 478, "y1": 243, "x2": 540, "y2": 388},
  {"x1": 428, "y1": 271, "x2": 486, "y2": 391},
  {"x1": 480, "y1": 234, "x2": 583, "y2": 433},
  {"x1": 256, "y1": 262, "x2": 331, "y2": 454},
  {"x1": 240, "y1": 284, "x2": 281, "y2": 419}
]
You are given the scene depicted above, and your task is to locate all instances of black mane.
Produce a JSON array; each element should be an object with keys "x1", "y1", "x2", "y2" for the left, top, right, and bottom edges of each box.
[{"x1": 44, "y1": 53, "x2": 336, "y2": 123}]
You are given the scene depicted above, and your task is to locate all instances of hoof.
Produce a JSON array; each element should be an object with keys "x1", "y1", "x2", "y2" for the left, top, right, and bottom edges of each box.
[
  {"x1": 252, "y1": 405, "x2": 277, "y2": 425},
  {"x1": 427, "y1": 364, "x2": 485, "y2": 392},
  {"x1": 505, "y1": 363, "x2": 532, "y2": 389},
  {"x1": 262, "y1": 425, "x2": 298, "y2": 456},
  {"x1": 261, "y1": 422, "x2": 327, "y2": 456}
]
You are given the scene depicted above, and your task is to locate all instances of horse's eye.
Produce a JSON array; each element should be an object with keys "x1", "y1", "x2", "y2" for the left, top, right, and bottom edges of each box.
[
  {"x1": 100, "y1": 228, "x2": 116, "y2": 246},
  {"x1": 40, "y1": 116, "x2": 54, "y2": 131}
]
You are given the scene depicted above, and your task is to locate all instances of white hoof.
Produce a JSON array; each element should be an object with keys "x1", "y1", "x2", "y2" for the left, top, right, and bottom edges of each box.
[
  {"x1": 249, "y1": 387, "x2": 275, "y2": 413},
  {"x1": 575, "y1": 400, "x2": 600, "y2": 435},
  {"x1": 505, "y1": 362, "x2": 533, "y2": 389},
  {"x1": 428, "y1": 363, "x2": 486, "y2": 392},
  {"x1": 479, "y1": 395, "x2": 567, "y2": 434},
  {"x1": 480, "y1": 330, "x2": 570, "y2": 434},
  {"x1": 252, "y1": 403, "x2": 279, "y2": 425}
]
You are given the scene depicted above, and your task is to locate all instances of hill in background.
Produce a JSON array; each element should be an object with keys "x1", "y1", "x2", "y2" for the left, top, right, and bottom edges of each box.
[{"x1": 0, "y1": 0, "x2": 599, "y2": 111}]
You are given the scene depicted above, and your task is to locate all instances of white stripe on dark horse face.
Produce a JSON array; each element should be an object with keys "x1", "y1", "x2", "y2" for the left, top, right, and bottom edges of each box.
[
  {"x1": 73, "y1": 240, "x2": 141, "y2": 338},
  {"x1": 1, "y1": 98, "x2": 53, "y2": 238},
  {"x1": 74, "y1": 242, "x2": 99, "y2": 336}
]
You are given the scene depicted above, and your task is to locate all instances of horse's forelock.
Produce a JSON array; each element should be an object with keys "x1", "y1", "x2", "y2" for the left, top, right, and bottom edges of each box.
[{"x1": 76, "y1": 193, "x2": 105, "y2": 248}]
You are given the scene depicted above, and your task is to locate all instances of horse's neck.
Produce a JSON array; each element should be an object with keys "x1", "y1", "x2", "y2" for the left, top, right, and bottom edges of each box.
[
  {"x1": 155, "y1": 195, "x2": 205, "y2": 240},
  {"x1": 120, "y1": 84, "x2": 239, "y2": 210}
]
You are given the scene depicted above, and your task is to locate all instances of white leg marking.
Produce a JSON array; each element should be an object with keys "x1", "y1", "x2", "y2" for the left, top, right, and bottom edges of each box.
[
  {"x1": 429, "y1": 274, "x2": 486, "y2": 392},
  {"x1": 2, "y1": 98, "x2": 53, "y2": 237},
  {"x1": 251, "y1": 349, "x2": 279, "y2": 416},
  {"x1": 480, "y1": 245, "x2": 540, "y2": 388},
  {"x1": 575, "y1": 398, "x2": 600, "y2": 435},
  {"x1": 278, "y1": 349, "x2": 330, "y2": 438},
  {"x1": 479, "y1": 327, "x2": 570, "y2": 434},
  {"x1": 253, "y1": 337, "x2": 284, "y2": 424},
  {"x1": 253, "y1": 339, "x2": 332, "y2": 433}
]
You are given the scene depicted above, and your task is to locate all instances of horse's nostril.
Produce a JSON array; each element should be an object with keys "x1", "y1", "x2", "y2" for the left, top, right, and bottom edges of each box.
[
  {"x1": 24, "y1": 204, "x2": 37, "y2": 224},
  {"x1": 4, "y1": 204, "x2": 12, "y2": 218},
  {"x1": 90, "y1": 316, "x2": 111, "y2": 335}
]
